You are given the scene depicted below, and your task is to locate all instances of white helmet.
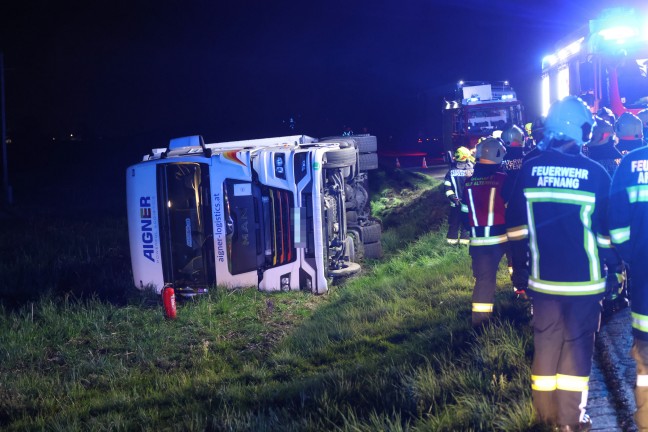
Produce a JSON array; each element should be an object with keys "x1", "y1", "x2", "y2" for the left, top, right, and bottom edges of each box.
[
  {"x1": 589, "y1": 116, "x2": 615, "y2": 146},
  {"x1": 475, "y1": 137, "x2": 506, "y2": 164},
  {"x1": 615, "y1": 112, "x2": 644, "y2": 140},
  {"x1": 543, "y1": 96, "x2": 594, "y2": 147},
  {"x1": 501, "y1": 125, "x2": 525, "y2": 147}
]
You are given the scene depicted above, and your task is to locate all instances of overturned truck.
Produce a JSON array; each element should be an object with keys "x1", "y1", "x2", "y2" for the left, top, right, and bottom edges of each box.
[{"x1": 126, "y1": 134, "x2": 381, "y2": 296}]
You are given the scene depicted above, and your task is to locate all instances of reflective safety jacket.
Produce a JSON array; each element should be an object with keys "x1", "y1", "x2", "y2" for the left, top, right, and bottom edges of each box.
[
  {"x1": 609, "y1": 146, "x2": 648, "y2": 339},
  {"x1": 506, "y1": 147, "x2": 616, "y2": 299},
  {"x1": 461, "y1": 164, "x2": 508, "y2": 246},
  {"x1": 501, "y1": 146, "x2": 525, "y2": 202},
  {"x1": 444, "y1": 161, "x2": 473, "y2": 207}
]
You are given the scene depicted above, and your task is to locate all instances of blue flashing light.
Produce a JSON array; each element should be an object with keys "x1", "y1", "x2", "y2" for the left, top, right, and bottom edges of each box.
[
  {"x1": 590, "y1": 8, "x2": 645, "y2": 46},
  {"x1": 599, "y1": 26, "x2": 637, "y2": 41}
]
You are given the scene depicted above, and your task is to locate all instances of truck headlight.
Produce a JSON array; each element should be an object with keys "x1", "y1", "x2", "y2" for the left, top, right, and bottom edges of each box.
[{"x1": 275, "y1": 155, "x2": 286, "y2": 179}]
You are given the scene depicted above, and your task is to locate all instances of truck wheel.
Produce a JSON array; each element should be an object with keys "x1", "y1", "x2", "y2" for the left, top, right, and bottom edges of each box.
[
  {"x1": 359, "y1": 153, "x2": 378, "y2": 171},
  {"x1": 362, "y1": 241, "x2": 382, "y2": 259},
  {"x1": 361, "y1": 222, "x2": 382, "y2": 244},
  {"x1": 323, "y1": 147, "x2": 357, "y2": 169}
]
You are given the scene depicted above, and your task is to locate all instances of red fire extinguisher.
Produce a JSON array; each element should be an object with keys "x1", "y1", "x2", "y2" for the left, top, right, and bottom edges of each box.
[{"x1": 162, "y1": 285, "x2": 177, "y2": 320}]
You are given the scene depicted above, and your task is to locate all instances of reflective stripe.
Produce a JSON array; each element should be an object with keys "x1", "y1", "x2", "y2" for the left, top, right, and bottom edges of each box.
[
  {"x1": 470, "y1": 234, "x2": 508, "y2": 246},
  {"x1": 446, "y1": 190, "x2": 455, "y2": 197},
  {"x1": 632, "y1": 312, "x2": 648, "y2": 334},
  {"x1": 627, "y1": 185, "x2": 648, "y2": 203},
  {"x1": 468, "y1": 189, "x2": 478, "y2": 227},
  {"x1": 637, "y1": 375, "x2": 648, "y2": 387},
  {"x1": 488, "y1": 187, "x2": 495, "y2": 227},
  {"x1": 444, "y1": 180, "x2": 452, "y2": 186},
  {"x1": 610, "y1": 227, "x2": 630, "y2": 244},
  {"x1": 596, "y1": 234, "x2": 611, "y2": 248},
  {"x1": 580, "y1": 203, "x2": 601, "y2": 281},
  {"x1": 532, "y1": 375, "x2": 557, "y2": 391},
  {"x1": 557, "y1": 374, "x2": 589, "y2": 392},
  {"x1": 525, "y1": 189, "x2": 595, "y2": 204},
  {"x1": 461, "y1": 204, "x2": 468, "y2": 213},
  {"x1": 472, "y1": 303, "x2": 493, "y2": 313},
  {"x1": 507, "y1": 225, "x2": 528, "y2": 240},
  {"x1": 529, "y1": 277, "x2": 605, "y2": 296}
]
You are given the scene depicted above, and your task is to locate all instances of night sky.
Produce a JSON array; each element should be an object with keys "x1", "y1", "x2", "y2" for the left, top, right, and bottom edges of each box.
[{"x1": 2, "y1": 0, "x2": 646, "y2": 153}]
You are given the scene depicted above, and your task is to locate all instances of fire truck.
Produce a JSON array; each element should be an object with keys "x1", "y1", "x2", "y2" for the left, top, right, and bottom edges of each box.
[
  {"x1": 441, "y1": 80, "x2": 525, "y2": 156},
  {"x1": 541, "y1": 7, "x2": 648, "y2": 117}
]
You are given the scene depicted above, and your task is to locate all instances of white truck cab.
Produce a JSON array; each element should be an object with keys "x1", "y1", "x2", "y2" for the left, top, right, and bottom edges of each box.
[{"x1": 126, "y1": 134, "x2": 381, "y2": 296}]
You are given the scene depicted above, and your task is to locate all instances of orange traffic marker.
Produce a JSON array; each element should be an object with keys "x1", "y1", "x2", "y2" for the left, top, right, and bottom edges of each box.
[
  {"x1": 422, "y1": 157, "x2": 428, "y2": 169},
  {"x1": 396, "y1": 158, "x2": 401, "y2": 168}
]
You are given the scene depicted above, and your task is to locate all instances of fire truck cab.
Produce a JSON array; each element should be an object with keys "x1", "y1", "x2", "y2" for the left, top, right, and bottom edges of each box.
[
  {"x1": 541, "y1": 7, "x2": 648, "y2": 117},
  {"x1": 442, "y1": 81, "x2": 524, "y2": 156}
]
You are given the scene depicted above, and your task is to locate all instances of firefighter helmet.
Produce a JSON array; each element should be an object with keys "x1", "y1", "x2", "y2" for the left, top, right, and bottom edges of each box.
[
  {"x1": 589, "y1": 116, "x2": 615, "y2": 146},
  {"x1": 597, "y1": 107, "x2": 616, "y2": 125},
  {"x1": 501, "y1": 125, "x2": 525, "y2": 147},
  {"x1": 615, "y1": 112, "x2": 644, "y2": 140},
  {"x1": 454, "y1": 146, "x2": 472, "y2": 162},
  {"x1": 637, "y1": 109, "x2": 648, "y2": 128},
  {"x1": 543, "y1": 96, "x2": 594, "y2": 147},
  {"x1": 475, "y1": 137, "x2": 506, "y2": 164}
]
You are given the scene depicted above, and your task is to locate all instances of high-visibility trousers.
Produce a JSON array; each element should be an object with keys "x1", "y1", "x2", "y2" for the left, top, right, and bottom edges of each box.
[
  {"x1": 470, "y1": 243, "x2": 506, "y2": 327},
  {"x1": 530, "y1": 296, "x2": 601, "y2": 426}
]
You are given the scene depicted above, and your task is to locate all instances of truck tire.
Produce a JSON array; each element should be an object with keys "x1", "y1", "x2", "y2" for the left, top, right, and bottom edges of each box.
[
  {"x1": 359, "y1": 152, "x2": 378, "y2": 171},
  {"x1": 323, "y1": 147, "x2": 357, "y2": 169},
  {"x1": 362, "y1": 241, "x2": 382, "y2": 259},
  {"x1": 361, "y1": 222, "x2": 382, "y2": 244}
]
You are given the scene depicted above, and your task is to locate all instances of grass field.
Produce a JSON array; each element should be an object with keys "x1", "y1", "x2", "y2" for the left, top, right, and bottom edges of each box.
[{"x1": 0, "y1": 166, "x2": 537, "y2": 431}]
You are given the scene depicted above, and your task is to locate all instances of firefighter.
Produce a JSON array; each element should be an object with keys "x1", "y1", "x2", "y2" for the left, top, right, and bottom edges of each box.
[
  {"x1": 616, "y1": 112, "x2": 645, "y2": 154},
  {"x1": 609, "y1": 121, "x2": 648, "y2": 431},
  {"x1": 586, "y1": 117, "x2": 628, "y2": 317},
  {"x1": 523, "y1": 116, "x2": 546, "y2": 163},
  {"x1": 506, "y1": 96, "x2": 619, "y2": 431},
  {"x1": 460, "y1": 137, "x2": 508, "y2": 327},
  {"x1": 587, "y1": 116, "x2": 622, "y2": 177},
  {"x1": 443, "y1": 147, "x2": 473, "y2": 245},
  {"x1": 525, "y1": 122, "x2": 534, "y2": 148},
  {"x1": 501, "y1": 124, "x2": 526, "y2": 201}
]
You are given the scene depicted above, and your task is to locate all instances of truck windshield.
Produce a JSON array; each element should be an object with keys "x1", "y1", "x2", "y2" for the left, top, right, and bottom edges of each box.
[
  {"x1": 466, "y1": 107, "x2": 513, "y2": 134},
  {"x1": 223, "y1": 180, "x2": 296, "y2": 275},
  {"x1": 617, "y1": 58, "x2": 648, "y2": 108},
  {"x1": 157, "y1": 163, "x2": 215, "y2": 292}
]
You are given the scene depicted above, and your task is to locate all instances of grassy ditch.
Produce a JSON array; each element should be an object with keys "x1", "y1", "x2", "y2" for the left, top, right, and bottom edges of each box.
[{"x1": 0, "y1": 168, "x2": 535, "y2": 431}]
